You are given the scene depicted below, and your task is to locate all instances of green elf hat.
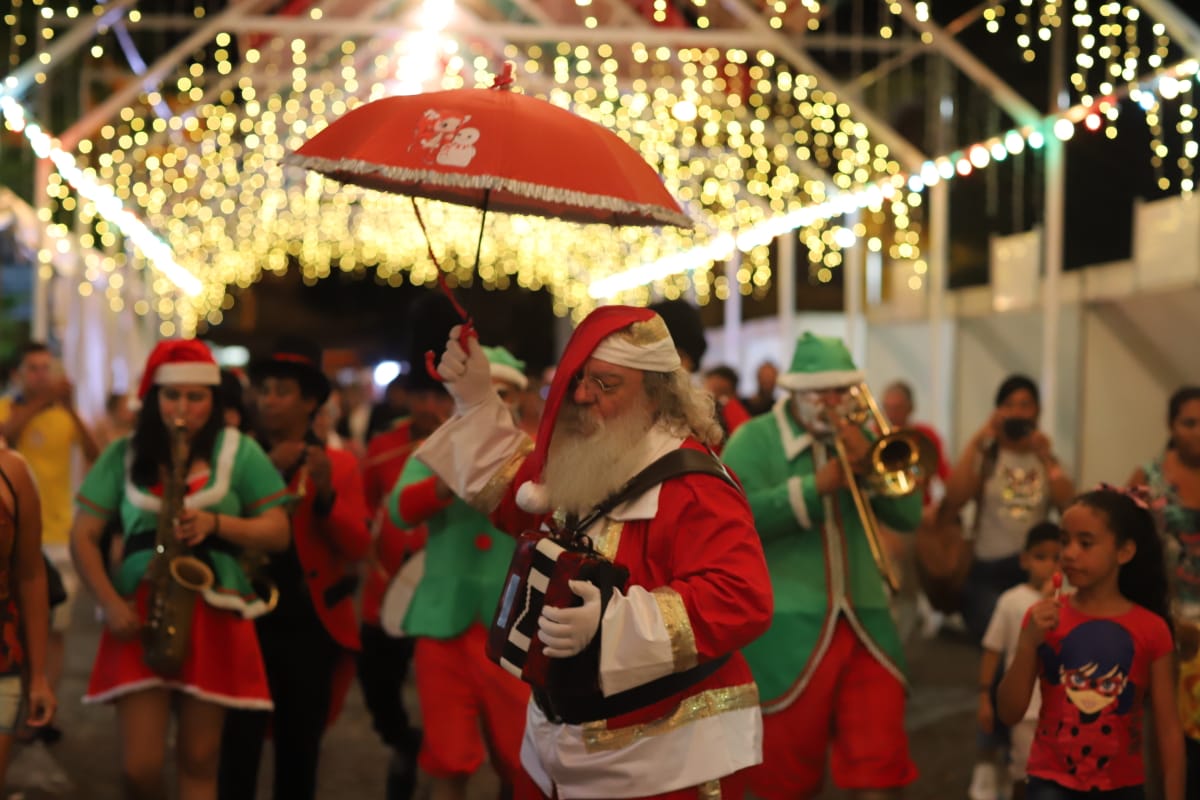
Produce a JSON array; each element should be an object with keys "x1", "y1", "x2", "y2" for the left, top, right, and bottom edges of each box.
[
  {"x1": 776, "y1": 332, "x2": 864, "y2": 392},
  {"x1": 483, "y1": 346, "x2": 528, "y2": 390}
]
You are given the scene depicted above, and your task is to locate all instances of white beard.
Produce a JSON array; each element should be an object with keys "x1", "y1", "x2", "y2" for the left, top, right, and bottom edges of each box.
[
  {"x1": 791, "y1": 392, "x2": 833, "y2": 436},
  {"x1": 542, "y1": 399, "x2": 656, "y2": 517}
]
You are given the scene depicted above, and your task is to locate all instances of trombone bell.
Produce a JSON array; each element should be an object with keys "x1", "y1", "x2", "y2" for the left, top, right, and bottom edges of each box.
[{"x1": 864, "y1": 430, "x2": 941, "y2": 498}]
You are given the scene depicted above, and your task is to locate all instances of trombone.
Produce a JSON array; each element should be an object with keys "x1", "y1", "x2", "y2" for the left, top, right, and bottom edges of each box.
[{"x1": 825, "y1": 384, "x2": 939, "y2": 593}]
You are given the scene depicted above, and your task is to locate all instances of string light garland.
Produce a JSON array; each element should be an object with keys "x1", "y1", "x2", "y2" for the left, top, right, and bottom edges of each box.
[
  {"x1": 10, "y1": 1, "x2": 1199, "y2": 329},
  {"x1": 52, "y1": 28, "x2": 916, "y2": 326},
  {"x1": 0, "y1": 95, "x2": 204, "y2": 298},
  {"x1": 594, "y1": 54, "x2": 1200, "y2": 299}
]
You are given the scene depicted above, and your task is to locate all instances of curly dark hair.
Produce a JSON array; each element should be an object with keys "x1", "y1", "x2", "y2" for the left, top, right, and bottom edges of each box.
[{"x1": 129, "y1": 385, "x2": 226, "y2": 488}]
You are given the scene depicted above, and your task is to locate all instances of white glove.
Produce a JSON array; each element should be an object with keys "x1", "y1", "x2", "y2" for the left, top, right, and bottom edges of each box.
[
  {"x1": 538, "y1": 580, "x2": 601, "y2": 659},
  {"x1": 436, "y1": 325, "x2": 493, "y2": 412}
]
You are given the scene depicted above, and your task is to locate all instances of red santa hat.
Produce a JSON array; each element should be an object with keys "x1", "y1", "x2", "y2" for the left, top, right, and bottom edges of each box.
[
  {"x1": 514, "y1": 305, "x2": 681, "y2": 514},
  {"x1": 136, "y1": 339, "x2": 221, "y2": 400}
]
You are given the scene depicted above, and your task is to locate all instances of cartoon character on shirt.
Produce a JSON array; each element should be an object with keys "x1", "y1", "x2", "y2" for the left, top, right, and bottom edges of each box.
[{"x1": 1039, "y1": 620, "x2": 1137, "y2": 781}]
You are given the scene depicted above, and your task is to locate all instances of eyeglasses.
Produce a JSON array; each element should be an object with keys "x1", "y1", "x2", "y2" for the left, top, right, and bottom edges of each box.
[{"x1": 569, "y1": 371, "x2": 621, "y2": 397}]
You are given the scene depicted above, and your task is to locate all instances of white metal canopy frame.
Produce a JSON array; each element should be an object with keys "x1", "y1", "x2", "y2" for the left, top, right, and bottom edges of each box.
[{"x1": 3, "y1": 0, "x2": 1200, "y2": 438}]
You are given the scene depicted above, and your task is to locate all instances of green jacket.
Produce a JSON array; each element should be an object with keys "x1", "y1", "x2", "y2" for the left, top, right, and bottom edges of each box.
[
  {"x1": 387, "y1": 455, "x2": 515, "y2": 640},
  {"x1": 722, "y1": 401, "x2": 922, "y2": 711}
]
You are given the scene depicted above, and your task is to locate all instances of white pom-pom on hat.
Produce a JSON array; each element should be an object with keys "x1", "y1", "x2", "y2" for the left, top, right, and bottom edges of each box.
[{"x1": 515, "y1": 481, "x2": 552, "y2": 514}]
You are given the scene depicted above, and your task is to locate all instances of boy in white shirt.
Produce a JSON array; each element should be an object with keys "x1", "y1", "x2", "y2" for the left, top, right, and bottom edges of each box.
[{"x1": 975, "y1": 522, "x2": 1062, "y2": 800}]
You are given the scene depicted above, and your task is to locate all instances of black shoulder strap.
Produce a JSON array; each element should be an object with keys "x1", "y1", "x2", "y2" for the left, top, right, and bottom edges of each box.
[
  {"x1": 570, "y1": 448, "x2": 737, "y2": 534},
  {"x1": 0, "y1": 460, "x2": 16, "y2": 530}
]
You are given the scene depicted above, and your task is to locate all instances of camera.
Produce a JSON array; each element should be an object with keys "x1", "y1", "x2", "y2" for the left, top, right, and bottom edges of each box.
[{"x1": 1001, "y1": 417, "x2": 1035, "y2": 440}]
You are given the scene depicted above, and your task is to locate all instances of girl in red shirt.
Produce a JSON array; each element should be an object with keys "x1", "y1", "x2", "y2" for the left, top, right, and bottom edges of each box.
[{"x1": 997, "y1": 486, "x2": 1184, "y2": 800}]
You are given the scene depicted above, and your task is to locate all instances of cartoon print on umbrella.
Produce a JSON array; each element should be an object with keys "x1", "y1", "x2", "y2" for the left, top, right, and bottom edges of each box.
[
  {"x1": 437, "y1": 127, "x2": 480, "y2": 168},
  {"x1": 413, "y1": 110, "x2": 474, "y2": 165}
]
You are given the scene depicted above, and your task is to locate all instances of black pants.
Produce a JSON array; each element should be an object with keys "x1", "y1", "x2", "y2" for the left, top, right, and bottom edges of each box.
[
  {"x1": 1188, "y1": 736, "x2": 1200, "y2": 800},
  {"x1": 218, "y1": 615, "x2": 342, "y2": 800},
  {"x1": 356, "y1": 622, "x2": 418, "y2": 752}
]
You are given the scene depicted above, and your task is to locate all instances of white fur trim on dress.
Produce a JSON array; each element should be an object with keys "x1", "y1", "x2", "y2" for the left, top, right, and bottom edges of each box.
[
  {"x1": 776, "y1": 369, "x2": 864, "y2": 392},
  {"x1": 83, "y1": 677, "x2": 274, "y2": 710},
  {"x1": 516, "y1": 481, "x2": 552, "y2": 514},
  {"x1": 154, "y1": 362, "x2": 220, "y2": 387}
]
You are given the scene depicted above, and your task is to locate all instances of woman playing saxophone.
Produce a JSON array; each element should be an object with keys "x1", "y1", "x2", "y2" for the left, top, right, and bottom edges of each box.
[{"x1": 69, "y1": 340, "x2": 290, "y2": 800}]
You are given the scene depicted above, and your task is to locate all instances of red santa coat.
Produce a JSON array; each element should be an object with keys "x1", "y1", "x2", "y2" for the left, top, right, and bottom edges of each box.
[{"x1": 418, "y1": 411, "x2": 773, "y2": 798}]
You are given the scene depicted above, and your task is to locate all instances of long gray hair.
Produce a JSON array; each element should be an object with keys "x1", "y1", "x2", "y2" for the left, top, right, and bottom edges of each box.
[{"x1": 643, "y1": 369, "x2": 724, "y2": 448}]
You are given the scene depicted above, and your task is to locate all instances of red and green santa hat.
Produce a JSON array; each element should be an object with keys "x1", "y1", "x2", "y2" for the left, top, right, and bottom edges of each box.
[
  {"x1": 137, "y1": 339, "x2": 221, "y2": 400},
  {"x1": 513, "y1": 305, "x2": 681, "y2": 514},
  {"x1": 776, "y1": 331, "x2": 864, "y2": 392}
]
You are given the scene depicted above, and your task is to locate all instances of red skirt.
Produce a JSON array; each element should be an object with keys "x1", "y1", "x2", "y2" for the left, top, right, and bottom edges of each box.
[{"x1": 85, "y1": 583, "x2": 273, "y2": 710}]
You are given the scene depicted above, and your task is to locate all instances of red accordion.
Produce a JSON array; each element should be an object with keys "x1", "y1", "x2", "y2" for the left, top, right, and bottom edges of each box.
[{"x1": 487, "y1": 530, "x2": 629, "y2": 689}]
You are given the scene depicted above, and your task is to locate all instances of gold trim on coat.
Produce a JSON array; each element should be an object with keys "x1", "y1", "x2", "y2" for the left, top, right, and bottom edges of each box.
[
  {"x1": 470, "y1": 437, "x2": 534, "y2": 513},
  {"x1": 652, "y1": 586, "x2": 699, "y2": 672},
  {"x1": 590, "y1": 518, "x2": 624, "y2": 561}
]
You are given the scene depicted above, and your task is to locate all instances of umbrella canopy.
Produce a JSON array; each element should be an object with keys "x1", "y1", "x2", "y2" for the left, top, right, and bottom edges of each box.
[{"x1": 285, "y1": 84, "x2": 692, "y2": 229}]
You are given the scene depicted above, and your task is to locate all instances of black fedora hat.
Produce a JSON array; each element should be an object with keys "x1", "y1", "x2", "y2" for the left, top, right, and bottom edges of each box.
[
  {"x1": 249, "y1": 335, "x2": 332, "y2": 406},
  {"x1": 402, "y1": 292, "x2": 461, "y2": 395}
]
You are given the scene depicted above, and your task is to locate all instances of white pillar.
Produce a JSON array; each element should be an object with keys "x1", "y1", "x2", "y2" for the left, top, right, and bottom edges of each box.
[
  {"x1": 32, "y1": 158, "x2": 52, "y2": 343},
  {"x1": 724, "y1": 252, "x2": 743, "y2": 368},
  {"x1": 843, "y1": 212, "x2": 866, "y2": 369},
  {"x1": 1040, "y1": 34, "x2": 1068, "y2": 445},
  {"x1": 776, "y1": 233, "x2": 796, "y2": 363},
  {"x1": 928, "y1": 179, "x2": 954, "y2": 447},
  {"x1": 926, "y1": 178, "x2": 955, "y2": 448},
  {"x1": 928, "y1": 55, "x2": 956, "y2": 448}
]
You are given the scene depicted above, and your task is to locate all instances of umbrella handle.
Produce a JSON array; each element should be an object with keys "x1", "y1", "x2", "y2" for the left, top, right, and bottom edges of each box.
[{"x1": 424, "y1": 319, "x2": 477, "y2": 382}]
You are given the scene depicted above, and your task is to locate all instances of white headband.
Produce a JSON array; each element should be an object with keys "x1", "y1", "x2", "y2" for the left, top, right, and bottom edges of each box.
[
  {"x1": 155, "y1": 362, "x2": 221, "y2": 387},
  {"x1": 592, "y1": 331, "x2": 682, "y2": 373}
]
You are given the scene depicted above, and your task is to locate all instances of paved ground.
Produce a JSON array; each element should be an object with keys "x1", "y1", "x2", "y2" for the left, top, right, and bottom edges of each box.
[{"x1": 5, "y1": 603, "x2": 983, "y2": 799}]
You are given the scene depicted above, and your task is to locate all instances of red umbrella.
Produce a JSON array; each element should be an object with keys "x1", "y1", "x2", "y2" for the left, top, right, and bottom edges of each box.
[
  {"x1": 285, "y1": 68, "x2": 691, "y2": 229},
  {"x1": 288, "y1": 65, "x2": 690, "y2": 375}
]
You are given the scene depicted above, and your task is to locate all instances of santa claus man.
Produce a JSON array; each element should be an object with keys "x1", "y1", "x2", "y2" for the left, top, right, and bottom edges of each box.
[{"x1": 417, "y1": 305, "x2": 773, "y2": 799}]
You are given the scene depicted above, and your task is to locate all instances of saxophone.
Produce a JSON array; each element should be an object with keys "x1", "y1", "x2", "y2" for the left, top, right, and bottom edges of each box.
[{"x1": 142, "y1": 420, "x2": 216, "y2": 676}]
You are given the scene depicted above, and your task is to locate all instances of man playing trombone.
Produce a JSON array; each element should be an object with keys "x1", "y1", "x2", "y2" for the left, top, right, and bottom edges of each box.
[{"x1": 723, "y1": 332, "x2": 925, "y2": 800}]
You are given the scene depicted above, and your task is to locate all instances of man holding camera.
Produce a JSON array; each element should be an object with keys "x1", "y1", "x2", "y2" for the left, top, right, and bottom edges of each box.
[{"x1": 939, "y1": 374, "x2": 1074, "y2": 644}]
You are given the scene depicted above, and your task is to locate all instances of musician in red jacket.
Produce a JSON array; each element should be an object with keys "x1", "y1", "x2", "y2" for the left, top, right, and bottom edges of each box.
[
  {"x1": 219, "y1": 336, "x2": 371, "y2": 800},
  {"x1": 419, "y1": 306, "x2": 774, "y2": 799}
]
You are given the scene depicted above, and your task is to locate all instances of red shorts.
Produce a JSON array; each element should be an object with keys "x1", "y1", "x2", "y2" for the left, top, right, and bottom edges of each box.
[
  {"x1": 512, "y1": 767, "x2": 749, "y2": 800},
  {"x1": 415, "y1": 623, "x2": 530, "y2": 780},
  {"x1": 748, "y1": 618, "x2": 916, "y2": 799}
]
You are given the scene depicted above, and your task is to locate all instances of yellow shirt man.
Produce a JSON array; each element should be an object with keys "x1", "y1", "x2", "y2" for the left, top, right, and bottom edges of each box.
[{"x1": 0, "y1": 397, "x2": 84, "y2": 547}]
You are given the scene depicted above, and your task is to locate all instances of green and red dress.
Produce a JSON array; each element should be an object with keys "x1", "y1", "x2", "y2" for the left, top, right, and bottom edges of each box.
[{"x1": 75, "y1": 429, "x2": 289, "y2": 708}]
